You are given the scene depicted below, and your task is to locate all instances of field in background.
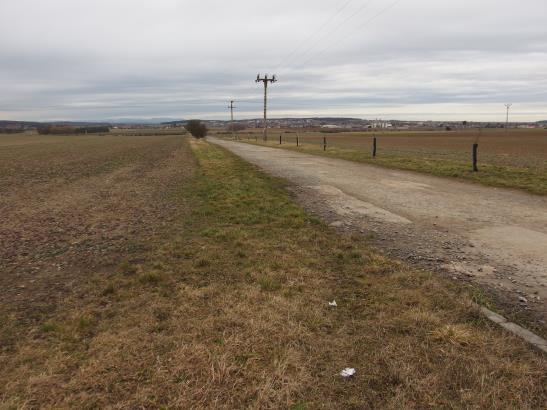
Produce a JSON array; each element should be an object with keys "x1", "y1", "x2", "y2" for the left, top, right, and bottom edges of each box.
[
  {"x1": 1, "y1": 133, "x2": 545, "y2": 407},
  {"x1": 222, "y1": 128, "x2": 547, "y2": 194}
]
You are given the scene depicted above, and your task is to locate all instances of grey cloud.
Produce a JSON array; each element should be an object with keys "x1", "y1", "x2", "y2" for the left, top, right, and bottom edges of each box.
[{"x1": 1, "y1": 0, "x2": 546, "y2": 121}]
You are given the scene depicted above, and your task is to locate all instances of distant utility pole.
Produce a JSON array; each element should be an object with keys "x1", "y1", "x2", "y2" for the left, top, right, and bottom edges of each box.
[
  {"x1": 228, "y1": 100, "x2": 236, "y2": 140},
  {"x1": 255, "y1": 74, "x2": 277, "y2": 141},
  {"x1": 505, "y1": 103, "x2": 512, "y2": 133}
]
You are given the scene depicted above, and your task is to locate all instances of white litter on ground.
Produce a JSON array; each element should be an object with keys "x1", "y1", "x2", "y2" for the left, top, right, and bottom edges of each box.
[
  {"x1": 340, "y1": 368, "x2": 356, "y2": 378},
  {"x1": 328, "y1": 300, "x2": 337, "y2": 307}
]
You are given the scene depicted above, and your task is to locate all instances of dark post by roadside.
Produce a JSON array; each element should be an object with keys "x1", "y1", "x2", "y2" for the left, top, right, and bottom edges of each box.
[
  {"x1": 373, "y1": 136, "x2": 377, "y2": 157},
  {"x1": 472, "y1": 143, "x2": 479, "y2": 172},
  {"x1": 323, "y1": 136, "x2": 327, "y2": 151}
]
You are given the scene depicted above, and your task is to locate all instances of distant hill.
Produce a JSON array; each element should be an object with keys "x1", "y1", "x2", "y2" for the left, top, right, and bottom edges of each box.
[
  {"x1": 0, "y1": 119, "x2": 178, "y2": 128},
  {"x1": 161, "y1": 120, "x2": 186, "y2": 126},
  {"x1": 0, "y1": 120, "x2": 43, "y2": 129},
  {"x1": 108, "y1": 117, "x2": 182, "y2": 125},
  {"x1": 0, "y1": 120, "x2": 111, "y2": 129}
]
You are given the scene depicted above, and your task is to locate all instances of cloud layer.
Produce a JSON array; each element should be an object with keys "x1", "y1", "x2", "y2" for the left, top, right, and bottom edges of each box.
[{"x1": 1, "y1": 0, "x2": 546, "y2": 121}]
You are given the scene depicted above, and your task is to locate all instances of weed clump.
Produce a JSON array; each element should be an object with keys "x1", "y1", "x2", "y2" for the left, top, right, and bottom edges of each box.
[
  {"x1": 102, "y1": 283, "x2": 115, "y2": 296},
  {"x1": 77, "y1": 316, "x2": 94, "y2": 332},
  {"x1": 139, "y1": 271, "x2": 162, "y2": 285},
  {"x1": 40, "y1": 322, "x2": 58, "y2": 333},
  {"x1": 194, "y1": 258, "x2": 210, "y2": 268},
  {"x1": 118, "y1": 260, "x2": 137, "y2": 275},
  {"x1": 259, "y1": 276, "x2": 281, "y2": 292}
]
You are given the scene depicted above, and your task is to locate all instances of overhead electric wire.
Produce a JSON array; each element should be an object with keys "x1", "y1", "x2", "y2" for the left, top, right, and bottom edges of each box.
[
  {"x1": 277, "y1": 0, "x2": 378, "y2": 75},
  {"x1": 274, "y1": 0, "x2": 355, "y2": 72},
  {"x1": 290, "y1": 0, "x2": 405, "y2": 71},
  {"x1": 232, "y1": 1, "x2": 405, "y2": 116}
]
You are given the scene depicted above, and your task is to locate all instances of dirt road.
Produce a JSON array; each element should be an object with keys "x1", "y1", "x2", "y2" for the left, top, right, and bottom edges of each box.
[{"x1": 210, "y1": 137, "x2": 547, "y2": 329}]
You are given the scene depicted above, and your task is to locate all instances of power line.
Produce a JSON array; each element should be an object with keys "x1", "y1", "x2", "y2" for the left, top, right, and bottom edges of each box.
[
  {"x1": 234, "y1": 2, "x2": 405, "y2": 123},
  {"x1": 292, "y1": 0, "x2": 404, "y2": 71},
  {"x1": 236, "y1": 100, "x2": 263, "y2": 104},
  {"x1": 274, "y1": 0, "x2": 355, "y2": 72},
  {"x1": 278, "y1": 0, "x2": 378, "y2": 74}
]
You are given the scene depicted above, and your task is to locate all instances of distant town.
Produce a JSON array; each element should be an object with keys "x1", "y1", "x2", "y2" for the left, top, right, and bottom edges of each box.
[
  {"x1": 187, "y1": 117, "x2": 547, "y2": 131},
  {"x1": 1, "y1": 117, "x2": 546, "y2": 133}
]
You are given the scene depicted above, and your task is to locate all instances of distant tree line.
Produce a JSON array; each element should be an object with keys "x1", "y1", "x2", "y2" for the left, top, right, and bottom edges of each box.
[
  {"x1": 0, "y1": 128, "x2": 24, "y2": 134},
  {"x1": 37, "y1": 125, "x2": 110, "y2": 135}
]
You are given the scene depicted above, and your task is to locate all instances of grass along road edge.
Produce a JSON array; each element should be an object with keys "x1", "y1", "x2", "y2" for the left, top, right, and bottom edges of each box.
[{"x1": 182, "y1": 139, "x2": 546, "y2": 407}]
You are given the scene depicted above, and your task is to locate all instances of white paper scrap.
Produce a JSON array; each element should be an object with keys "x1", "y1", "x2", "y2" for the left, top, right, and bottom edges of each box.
[{"x1": 340, "y1": 368, "x2": 356, "y2": 378}]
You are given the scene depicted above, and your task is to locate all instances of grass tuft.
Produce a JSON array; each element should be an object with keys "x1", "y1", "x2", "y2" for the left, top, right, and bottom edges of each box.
[
  {"x1": 430, "y1": 324, "x2": 474, "y2": 346},
  {"x1": 101, "y1": 283, "x2": 115, "y2": 296},
  {"x1": 194, "y1": 258, "x2": 210, "y2": 268},
  {"x1": 258, "y1": 275, "x2": 282, "y2": 292},
  {"x1": 118, "y1": 260, "x2": 137, "y2": 275},
  {"x1": 138, "y1": 271, "x2": 162, "y2": 285},
  {"x1": 40, "y1": 322, "x2": 58, "y2": 333}
]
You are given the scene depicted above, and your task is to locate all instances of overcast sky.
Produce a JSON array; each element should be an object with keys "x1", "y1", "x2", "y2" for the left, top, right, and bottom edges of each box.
[{"x1": 1, "y1": 0, "x2": 546, "y2": 122}]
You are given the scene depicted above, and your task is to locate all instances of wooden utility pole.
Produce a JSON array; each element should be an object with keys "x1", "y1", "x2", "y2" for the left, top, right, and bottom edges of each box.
[
  {"x1": 472, "y1": 143, "x2": 479, "y2": 172},
  {"x1": 228, "y1": 100, "x2": 236, "y2": 140},
  {"x1": 255, "y1": 74, "x2": 277, "y2": 141},
  {"x1": 505, "y1": 103, "x2": 512, "y2": 134}
]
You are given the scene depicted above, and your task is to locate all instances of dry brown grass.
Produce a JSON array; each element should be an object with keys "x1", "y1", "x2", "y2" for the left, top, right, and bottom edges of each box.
[{"x1": 0, "y1": 135, "x2": 545, "y2": 408}]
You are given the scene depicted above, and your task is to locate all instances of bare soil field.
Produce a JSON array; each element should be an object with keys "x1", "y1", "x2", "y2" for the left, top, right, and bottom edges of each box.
[
  {"x1": 229, "y1": 128, "x2": 547, "y2": 194},
  {"x1": 0, "y1": 133, "x2": 191, "y2": 296},
  {"x1": 0, "y1": 133, "x2": 195, "y2": 406},
  {"x1": 1, "y1": 134, "x2": 545, "y2": 408}
]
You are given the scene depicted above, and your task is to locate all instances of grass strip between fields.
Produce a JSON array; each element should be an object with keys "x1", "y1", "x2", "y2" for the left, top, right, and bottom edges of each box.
[
  {"x1": 235, "y1": 138, "x2": 547, "y2": 195},
  {"x1": 1, "y1": 138, "x2": 545, "y2": 408}
]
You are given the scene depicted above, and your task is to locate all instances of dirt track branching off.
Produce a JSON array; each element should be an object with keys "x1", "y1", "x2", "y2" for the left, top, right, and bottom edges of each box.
[{"x1": 0, "y1": 135, "x2": 545, "y2": 408}]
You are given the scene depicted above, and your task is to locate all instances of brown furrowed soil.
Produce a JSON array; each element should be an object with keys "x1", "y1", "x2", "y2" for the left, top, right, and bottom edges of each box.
[
  {"x1": 1, "y1": 135, "x2": 545, "y2": 408},
  {"x1": 0, "y1": 134, "x2": 193, "y2": 323},
  {"x1": 0, "y1": 133, "x2": 195, "y2": 407},
  {"x1": 230, "y1": 128, "x2": 547, "y2": 194}
]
